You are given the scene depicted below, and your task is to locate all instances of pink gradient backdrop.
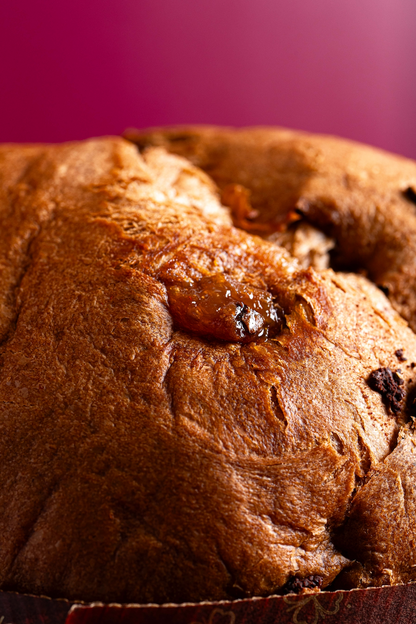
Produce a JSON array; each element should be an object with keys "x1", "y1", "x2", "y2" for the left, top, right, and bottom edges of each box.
[{"x1": 0, "y1": 0, "x2": 415, "y2": 157}]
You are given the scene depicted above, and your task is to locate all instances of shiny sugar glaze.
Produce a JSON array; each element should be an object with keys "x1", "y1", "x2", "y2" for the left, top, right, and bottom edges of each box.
[{"x1": 166, "y1": 274, "x2": 284, "y2": 342}]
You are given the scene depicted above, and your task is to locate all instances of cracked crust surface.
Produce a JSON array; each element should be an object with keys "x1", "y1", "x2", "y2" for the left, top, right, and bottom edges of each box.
[
  {"x1": 1, "y1": 136, "x2": 416, "y2": 602},
  {"x1": 126, "y1": 126, "x2": 416, "y2": 331}
]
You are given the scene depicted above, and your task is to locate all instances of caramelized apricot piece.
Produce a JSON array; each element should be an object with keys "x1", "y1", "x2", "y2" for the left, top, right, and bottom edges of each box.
[{"x1": 167, "y1": 274, "x2": 284, "y2": 342}]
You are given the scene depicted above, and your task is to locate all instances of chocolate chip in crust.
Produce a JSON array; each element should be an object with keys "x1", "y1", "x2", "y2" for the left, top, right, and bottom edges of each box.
[
  {"x1": 283, "y1": 575, "x2": 324, "y2": 594},
  {"x1": 367, "y1": 367, "x2": 405, "y2": 415},
  {"x1": 395, "y1": 348, "x2": 407, "y2": 362}
]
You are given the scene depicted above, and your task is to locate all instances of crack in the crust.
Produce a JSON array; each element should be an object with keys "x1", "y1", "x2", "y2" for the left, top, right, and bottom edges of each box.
[
  {"x1": 0, "y1": 147, "x2": 67, "y2": 352},
  {"x1": 403, "y1": 187, "x2": 416, "y2": 206},
  {"x1": 162, "y1": 343, "x2": 177, "y2": 418},
  {"x1": 8, "y1": 151, "x2": 46, "y2": 190},
  {"x1": 2, "y1": 232, "x2": 41, "y2": 344},
  {"x1": 5, "y1": 476, "x2": 62, "y2": 579},
  {"x1": 269, "y1": 385, "x2": 288, "y2": 426},
  {"x1": 218, "y1": 556, "x2": 238, "y2": 597},
  {"x1": 396, "y1": 468, "x2": 416, "y2": 564},
  {"x1": 237, "y1": 349, "x2": 289, "y2": 435},
  {"x1": 0, "y1": 209, "x2": 58, "y2": 352},
  {"x1": 111, "y1": 505, "x2": 164, "y2": 568},
  {"x1": 317, "y1": 330, "x2": 361, "y2": 360},
  {"x1": 330, "y1": 429, "x2": 412, "y2": 586},
  {"x1": 0, "y1": 411, "x2": 72, "y2": 582},
  {"x1": 396, "y1": 471, "x2": 408, "y2": 524}
]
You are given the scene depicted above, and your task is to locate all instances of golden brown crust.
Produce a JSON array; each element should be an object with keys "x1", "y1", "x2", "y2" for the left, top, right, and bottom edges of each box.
[
  {"x1": 334, "y1": 428, "x2": 416, "y2": 589},
  {"x1": 1, "y1": 135, "x2": 416, "y2": 602},
  {"x1": 126, "y1": 126, "x2": 416, "y2": 330}
]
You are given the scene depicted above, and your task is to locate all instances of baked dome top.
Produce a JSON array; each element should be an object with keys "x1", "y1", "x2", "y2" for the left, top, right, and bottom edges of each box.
[
  {"x1": 1, "y1": 133, "x2": 416, "y2": 602},
  {"x1": 128, "y1": 126, "x2": 416, "y2": 330}
]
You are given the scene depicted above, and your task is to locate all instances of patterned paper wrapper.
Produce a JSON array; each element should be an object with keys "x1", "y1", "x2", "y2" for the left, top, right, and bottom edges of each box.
[{"x1": 1, "y1": 584, "x2": 416, "y2": 624}]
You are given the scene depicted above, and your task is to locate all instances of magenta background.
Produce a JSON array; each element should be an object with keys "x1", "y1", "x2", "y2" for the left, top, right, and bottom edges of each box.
[{"x1": 0, "y1": 0, "x2": 415, "y2": 158}]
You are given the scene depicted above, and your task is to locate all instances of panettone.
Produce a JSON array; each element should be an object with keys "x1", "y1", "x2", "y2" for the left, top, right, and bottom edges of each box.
[{"x1": 1, "y1": 129, "x2": 416, "y2": 603}]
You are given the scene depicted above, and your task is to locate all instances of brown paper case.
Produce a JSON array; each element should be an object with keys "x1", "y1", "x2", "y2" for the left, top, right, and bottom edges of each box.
[{"x1": 0, "y1": 584, "x2": 416, "y2": 624}]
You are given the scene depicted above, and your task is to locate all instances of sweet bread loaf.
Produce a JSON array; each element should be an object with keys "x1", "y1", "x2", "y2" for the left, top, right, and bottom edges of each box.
[{"x1": 1, "y1": 131, "x2": 416, "y2": 603}]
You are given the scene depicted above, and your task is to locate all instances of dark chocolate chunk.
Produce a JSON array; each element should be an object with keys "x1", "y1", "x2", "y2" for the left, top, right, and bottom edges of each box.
[
  {"x1": 283, "y1": 575, "x2": 324, "y2": 594},
  {"x1": 403, "y1": 187, "x2": 416, "y2": 205},
  {"x1": 367, "y1": 367, "x2": 405, "y2": 414},
  {"x1": 395, "y1": 349, "x2": 407, "y2": 362}
]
